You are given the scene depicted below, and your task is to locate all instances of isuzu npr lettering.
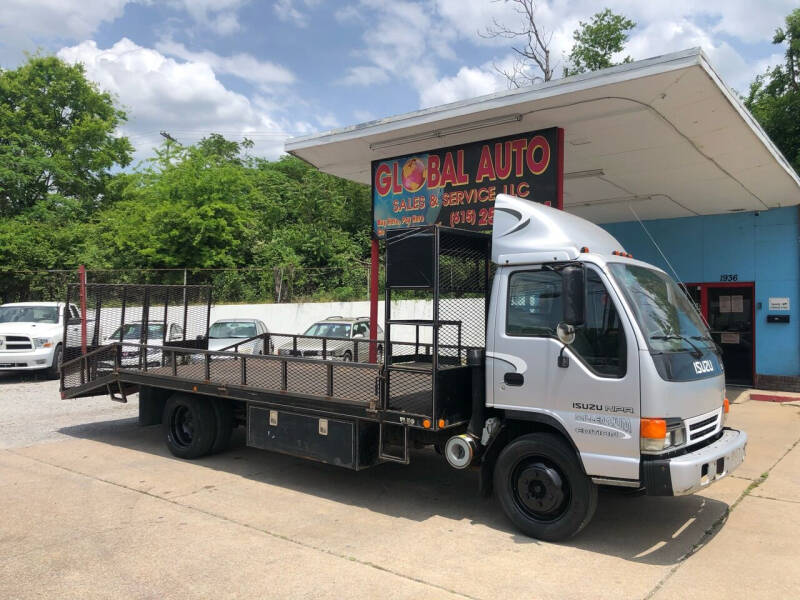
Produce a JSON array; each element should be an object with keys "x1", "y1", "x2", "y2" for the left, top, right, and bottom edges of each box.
[{"x1": 61, "y1": 194, "x2": 746, "y2": 541}]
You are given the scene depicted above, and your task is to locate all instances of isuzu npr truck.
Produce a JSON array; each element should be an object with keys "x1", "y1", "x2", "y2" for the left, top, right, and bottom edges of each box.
[{"x1": 60, "y1": 194, "x2": 746, "y2": 541}]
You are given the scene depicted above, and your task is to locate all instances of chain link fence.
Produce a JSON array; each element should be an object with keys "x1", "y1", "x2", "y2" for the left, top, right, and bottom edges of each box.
[{"x1": 1, "y1": 263, "x2": 382, "y2": 305}]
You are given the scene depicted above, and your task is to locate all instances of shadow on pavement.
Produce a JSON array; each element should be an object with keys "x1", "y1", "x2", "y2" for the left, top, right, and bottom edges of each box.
[
  {"x1": 59, "y1": 415, "x2": 727, "y2": 565},
  {"x1": 0, "y1": 371, "x2": 56, "y2": 384}
]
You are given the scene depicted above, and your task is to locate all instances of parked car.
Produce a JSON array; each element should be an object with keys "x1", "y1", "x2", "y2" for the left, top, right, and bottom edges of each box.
[
  {"x1": 0, "y1": 302, "x2": 86, "y2": 378},
  {"x1": 207, "y1": 318, "x2": 272, "y2": 354},
  {"x1": 277, "y1": 316, "x2": 383, "y2": 361},
  {"x1": 99, "y1": 321, "x2": 184, "y2": 368}
]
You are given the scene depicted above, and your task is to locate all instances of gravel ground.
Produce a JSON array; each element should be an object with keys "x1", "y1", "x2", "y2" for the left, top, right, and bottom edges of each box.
[{"x1": 0, "y1": 372, "x2": 138, "y2": 449}]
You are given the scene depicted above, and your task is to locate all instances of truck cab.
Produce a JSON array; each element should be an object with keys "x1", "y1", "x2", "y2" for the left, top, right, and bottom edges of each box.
[
  {"x1": 482, "y1": 195, "x2": 746, "y2": 538},
  {"x1": 0, "y1": 302, "x2": 81, "y2": 378}
]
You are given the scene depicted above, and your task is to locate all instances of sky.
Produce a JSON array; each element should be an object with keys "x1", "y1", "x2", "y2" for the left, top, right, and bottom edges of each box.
[{"x1": 0, "y1": 0, "x2": 794, "y2": 163}]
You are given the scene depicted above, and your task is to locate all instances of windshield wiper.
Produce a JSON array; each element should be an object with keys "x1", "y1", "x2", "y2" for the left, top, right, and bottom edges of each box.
[{"x1": 650, "y1": 334, "x2": 704, "y2": 358}]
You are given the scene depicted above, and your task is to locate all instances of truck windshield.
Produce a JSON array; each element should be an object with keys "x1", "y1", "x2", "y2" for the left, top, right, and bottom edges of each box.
[
  {"x1": 608, "y1": 264, "x2": 714, "y2": 354},
  {"x1": 0, "y1": 306, "x2": 59, "y2": 324}
]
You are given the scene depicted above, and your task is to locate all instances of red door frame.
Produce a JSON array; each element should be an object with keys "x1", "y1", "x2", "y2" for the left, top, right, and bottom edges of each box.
[{"x1": 685, "y1": 281, "x2": 756, "y2": 384}]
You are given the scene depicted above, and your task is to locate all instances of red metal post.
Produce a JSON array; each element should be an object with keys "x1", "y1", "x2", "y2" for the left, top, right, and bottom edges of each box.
[
  {"x1": 369, "y1": 238, "x2": 379, "y2": 363},
  {"x1": 78, "y1": 264, "x2": 87, "y2": 355}
]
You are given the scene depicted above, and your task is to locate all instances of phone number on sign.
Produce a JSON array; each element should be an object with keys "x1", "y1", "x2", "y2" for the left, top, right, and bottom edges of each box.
[{"x1": 448, "y1": 207, "x2": 494, "y2": 227}]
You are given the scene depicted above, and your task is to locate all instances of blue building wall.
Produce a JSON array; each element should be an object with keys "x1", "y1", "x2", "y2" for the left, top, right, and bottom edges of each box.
[{"x1": 602, "y1": 207, "x2": 799, "y2": 377}]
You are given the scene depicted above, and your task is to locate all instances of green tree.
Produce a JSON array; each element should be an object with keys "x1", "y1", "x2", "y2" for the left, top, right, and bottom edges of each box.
[
  {"x1": 564, "y1": 9, "x2": 636, "y2": 77},
  {"x1": 0, "y1": 55, "x2": 133, "y2": 217},
  {"x1": 745, "y1": 8, "x2": 800, "y2": 173}
]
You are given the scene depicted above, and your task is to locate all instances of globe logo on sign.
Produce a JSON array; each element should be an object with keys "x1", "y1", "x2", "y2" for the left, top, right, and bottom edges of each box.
[{"x1": 401, "y1": 157, "x2": 426, "y2": 192}]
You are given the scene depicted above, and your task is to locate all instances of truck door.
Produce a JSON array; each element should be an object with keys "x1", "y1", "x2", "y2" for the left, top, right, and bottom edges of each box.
[{"x1": 490, "y1": 264, "x2": 641, "y2": 481}]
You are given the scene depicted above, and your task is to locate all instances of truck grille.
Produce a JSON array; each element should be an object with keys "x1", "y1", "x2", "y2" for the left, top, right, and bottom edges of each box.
[
  {"x1": 685, "y1": 408, "x2": 722, "y2": 445},
  {"x1": 0, "y1": 335, "x2": 33, "y2": 351}
]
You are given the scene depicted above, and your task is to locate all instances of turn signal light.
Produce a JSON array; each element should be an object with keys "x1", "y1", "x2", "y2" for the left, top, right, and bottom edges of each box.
[
  {"x1": 723, "y1": 397, "x2": 730, "y2": 413},
  {"x1": 580, "y1": 246, "x2": 590, "y2": 253},
  {"x1": 422, "y1": 419, "x2": 431, "y2": 429},
  {"x1": 438, "y1": 418, "x2": 446, "y2": 428},
  {"x1": 640, "y1": 418, "x2": 667, "y2": 439}
]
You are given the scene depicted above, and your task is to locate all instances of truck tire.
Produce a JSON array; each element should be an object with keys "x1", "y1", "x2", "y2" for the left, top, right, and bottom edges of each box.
[
  {"x1": 45, "y1": 344, "x2": 62, "y2": 380},
  {"x1": 494, "y1": 433, "x2": 597, "y2": 542},
  {"x1": 163, "y1": 394, "x2": 217, "y2": 459},
  {"x1": 342, "y1": 351, "x2": 352, "y2": 362},
  {"x1": 210, "y1": 398, "x2": 234, "y2": 454}
]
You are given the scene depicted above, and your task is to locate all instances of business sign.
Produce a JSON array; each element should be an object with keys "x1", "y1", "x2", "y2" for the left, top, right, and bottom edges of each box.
[
  {"x1": 371, "y1": 127, "x2": 563, "y2": 238},
  {"x1": 768, "y1": 297, "x2": 790, "y2": 311}
]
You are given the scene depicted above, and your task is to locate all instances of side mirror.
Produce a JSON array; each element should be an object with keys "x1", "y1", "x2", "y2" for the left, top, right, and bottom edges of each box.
[
  {"x1": 556, "y1": 322, "x2": 576, "y2": 345},
  {"x1": 561, "y1": 264, "x2": 585, "y2": 326}
]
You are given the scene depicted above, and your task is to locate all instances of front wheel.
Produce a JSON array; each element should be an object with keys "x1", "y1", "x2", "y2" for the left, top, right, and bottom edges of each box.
[
  {"x1": 45, "y1": 344, "x2": 62, "y2": 380},
  {"x1": 342, "y1": 351, "x2": 352, "y2": 362},
  {"x1": 494, "y1": 432, "x2": 597, "y2": 541}
]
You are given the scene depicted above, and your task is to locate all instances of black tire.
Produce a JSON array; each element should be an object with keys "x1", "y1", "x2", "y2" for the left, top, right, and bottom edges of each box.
[
  {"x1": 342, "y1": 351, "x2": 353, "y2": 362},
  {"x1": 494, "y1": 432, "x2": 597, "y2": 542},
  {"x1": 163, "y1": 393, "x2": 217, "y2": 459},
  {"x1": 210, "y1": 397, "x2": 234, "y2": 454},
  {"x1": 45, "y1": 344, "x2": 62, "y2": 380}
]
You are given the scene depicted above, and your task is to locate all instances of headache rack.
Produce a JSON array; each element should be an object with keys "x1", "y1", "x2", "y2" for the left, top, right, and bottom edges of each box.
[{"x1": 59, "y1": 227, "x2": 492, "y2": 438}]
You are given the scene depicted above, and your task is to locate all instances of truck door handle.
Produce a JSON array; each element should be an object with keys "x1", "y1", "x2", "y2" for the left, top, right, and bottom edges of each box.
[{"x1": 504, "y1": 372, "x2": 524, "y2": 386}]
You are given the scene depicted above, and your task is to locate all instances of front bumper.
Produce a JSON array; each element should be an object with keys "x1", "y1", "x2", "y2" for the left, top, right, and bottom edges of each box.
[
  {"x1": 0, "y1": 348, "x2": 55, "y2": 371},
  {"x1": 643, "y1": 428, "x2": 747, "y2": 496}
]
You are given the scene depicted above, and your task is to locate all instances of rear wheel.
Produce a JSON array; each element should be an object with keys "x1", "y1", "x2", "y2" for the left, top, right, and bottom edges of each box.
[
  {"x1": 163, "y1": 394, "x2": 217, "y2": 459},
  {"x1": 342, "y1": 351, "x2": 353, "y2": 362},
  {"x1": 494, "y1": 433, "x2": 597, "y2": 541}
]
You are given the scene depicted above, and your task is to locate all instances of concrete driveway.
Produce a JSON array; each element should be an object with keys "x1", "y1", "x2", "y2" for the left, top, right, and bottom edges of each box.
[{"x1": 1, "y1": 375, "x2": 798, "y2": 599}]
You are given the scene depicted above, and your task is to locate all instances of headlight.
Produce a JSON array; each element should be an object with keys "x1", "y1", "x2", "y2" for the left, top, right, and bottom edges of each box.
[
  {"x1": 641, "y1": 418, "x2": 685, "y2": 453},
  {"x1": 33, "y1": 338, "x2": 54, "y2": 348}
]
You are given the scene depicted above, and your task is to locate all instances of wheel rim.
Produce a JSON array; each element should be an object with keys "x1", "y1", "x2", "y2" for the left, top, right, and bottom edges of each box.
[
  {"x1": 170, "y1": 405, "x2": 194, "y2": 448},
  {"x1": 511, "y1": 458, "x2": 571, "y2": 522}
]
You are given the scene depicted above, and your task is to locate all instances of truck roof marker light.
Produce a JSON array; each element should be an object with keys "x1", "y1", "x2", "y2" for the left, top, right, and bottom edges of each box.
[
  {"x1": 580, "y1": 246, "x2": 590, "y2": 253},
  {"x1": 640, "y1": 418, "x2": 667, "y2": 439},
  {"x1": 438, "y1": 418, "x2": 446, "y2": 428},
  {"x1": 422, "y1": 419, "x2": 431, "y2": 429}
]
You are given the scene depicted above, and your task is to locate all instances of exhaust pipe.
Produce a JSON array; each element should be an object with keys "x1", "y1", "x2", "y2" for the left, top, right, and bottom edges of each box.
[{"x1": 444, "y1": 434, "x2": 479, "y2": 469}]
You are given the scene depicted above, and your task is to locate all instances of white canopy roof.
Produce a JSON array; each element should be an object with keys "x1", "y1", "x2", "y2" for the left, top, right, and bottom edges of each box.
[{"x1": 286, "y1": 48, "x2": 800, "y2": 224}]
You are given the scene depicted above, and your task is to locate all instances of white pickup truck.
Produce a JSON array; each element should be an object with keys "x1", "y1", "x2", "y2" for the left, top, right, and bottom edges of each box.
[{"x1": 0, "y1": 302, "x2": 83, "y2": 378}]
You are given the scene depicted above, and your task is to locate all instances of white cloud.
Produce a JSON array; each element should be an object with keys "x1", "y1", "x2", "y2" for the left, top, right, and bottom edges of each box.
[
  {"x1": 338, "y1": 65, "x2": 389, "y2": 86},
  {"x1": 339, "y1": 0, "x2": 790, "y2": 111},
  {"x1": 273, "y1": 0, "x2": 321, "y2": 27},
  {"x1": 169, "y1": 0, "x2": 250, "y2": 35},
  {"x1": 57, "y1": 38, "x2": 291, "y2": 161},
  {"x1": 155, "y1": 39, "x2": 295, "y2": 88},
  {"x1": 0, "y1": 0, "x2": 132, "y2": 40},
  {"x1": 420, "y1": 62, "x2": 506, "y2": 108}
]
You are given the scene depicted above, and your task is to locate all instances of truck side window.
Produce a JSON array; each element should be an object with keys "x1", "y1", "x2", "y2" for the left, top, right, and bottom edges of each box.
[
  {"x1": 571, "y1": 270, "x2": 627, "y2": 378},
  {"x1": 506, "y1": 268, "x2": 626, "y2": 378},
  {"x1": 506, "y1": 270, "x2": 562, "y2": 336}
]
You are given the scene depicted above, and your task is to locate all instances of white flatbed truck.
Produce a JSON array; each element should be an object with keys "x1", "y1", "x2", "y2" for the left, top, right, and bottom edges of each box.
[{"x1": 60, "y1": 195, "x2": 746, "y2": 541}]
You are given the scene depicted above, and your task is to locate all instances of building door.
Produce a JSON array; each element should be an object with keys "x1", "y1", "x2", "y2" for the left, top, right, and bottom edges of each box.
[{"x1": 683, "y1": 283, "x2": 754, "y2": 386}]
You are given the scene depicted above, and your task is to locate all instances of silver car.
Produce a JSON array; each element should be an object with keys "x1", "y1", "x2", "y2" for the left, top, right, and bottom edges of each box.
[
  {"x1": 278, "y1": 317, "x2": 383, "y2": 361},
  {"x1": 208, "y1": 318, "x2": 272, "y2": 354}
]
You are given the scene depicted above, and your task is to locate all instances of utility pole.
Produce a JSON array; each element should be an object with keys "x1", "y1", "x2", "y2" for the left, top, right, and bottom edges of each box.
[{"x1": 160, "y1": 131, "x2": 178, "y2": 159}]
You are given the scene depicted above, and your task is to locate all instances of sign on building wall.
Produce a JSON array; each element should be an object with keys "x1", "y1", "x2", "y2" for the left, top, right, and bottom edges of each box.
[
  {"x1": 371, "y1": 127, "x2": 563, "y2": 238},
  {"x1": 768, "y1": 297, "x2": 790, "y2": 311}
]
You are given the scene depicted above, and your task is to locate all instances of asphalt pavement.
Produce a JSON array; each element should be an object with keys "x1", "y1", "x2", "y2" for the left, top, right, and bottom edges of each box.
[{"x1": 0, "y1": 375, "x2": 798, "y2": 599}]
